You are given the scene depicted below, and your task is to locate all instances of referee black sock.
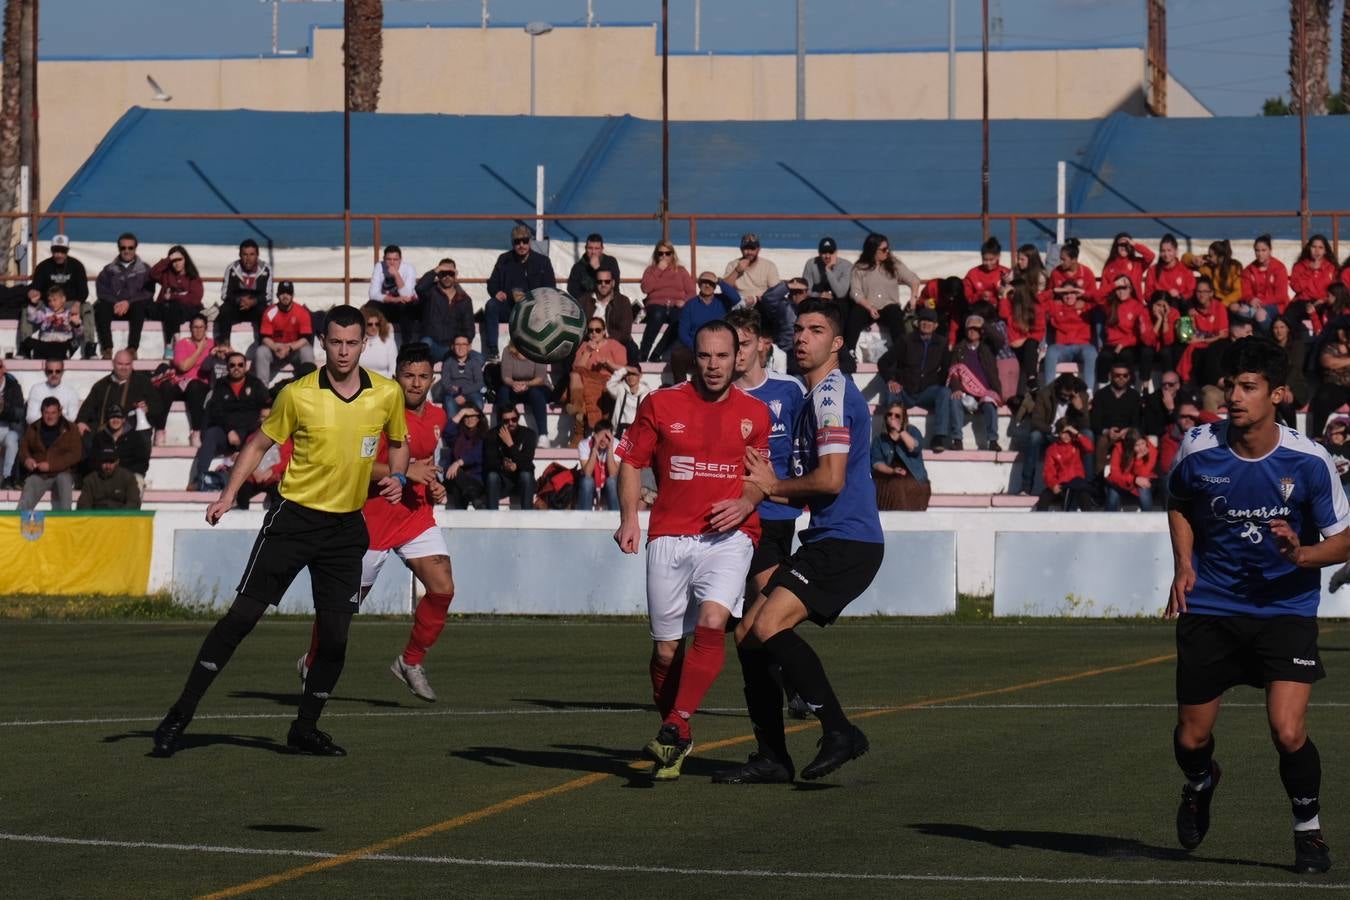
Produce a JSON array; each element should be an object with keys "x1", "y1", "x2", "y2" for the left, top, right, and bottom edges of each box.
[
  {"x1": 175, "y1": 596, "x2": 268, "y2": 717},
  {"x1": 296, "y1": 609, "x2": 353, "y2": 730},
  {"x1": 1279, "y1": 738, "x2": 1322, "y2": 831},
  {"x1": 761, "y1": 630, "x2": 849, "y2": 734},
  {"x1": 737, "y1": 644, "x2": 788, "y2": 760}
]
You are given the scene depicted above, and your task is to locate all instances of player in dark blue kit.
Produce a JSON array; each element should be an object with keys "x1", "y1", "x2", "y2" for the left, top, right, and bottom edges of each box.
[
  {"x1": 1166, "y1": 337, "x2": 1350, "y2": 873},
  {"x1": 717, "y1": 300, "x2": 884, "y2": 784}
]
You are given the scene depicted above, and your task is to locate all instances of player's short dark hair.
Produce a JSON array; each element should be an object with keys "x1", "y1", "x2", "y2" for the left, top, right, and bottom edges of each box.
[
  {"x1": 724, "y1": 306, "x2": 763, "y2": 337},
  {"x1": 693, "y1": 318, "x2": 737, "y2": 351},
  {"x1": 396, "y1": 341, "x2": 434, "y2": 370},
  {"x1": 1220, "y1": 336, "x2": 1290, "y2": 390},
  {"x1": 239, "y1": 238, "x2": 258, "y2": 252},
  {"x1": 794, "y1": 298, "x2": 843, "y2": 337},
  {"x1": 325, "y1": 304, "x2": 364, "y2": 334}
]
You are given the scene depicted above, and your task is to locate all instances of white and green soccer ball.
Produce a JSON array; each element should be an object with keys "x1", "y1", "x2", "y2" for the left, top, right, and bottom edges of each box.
[{"x1": 509, "y1": 287, "x2": 587, "y2": 364}]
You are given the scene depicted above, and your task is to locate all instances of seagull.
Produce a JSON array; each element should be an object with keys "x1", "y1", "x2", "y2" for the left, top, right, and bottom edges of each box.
[{"x1": 146, "y1": 74, "x2": 172, "y2": 102}]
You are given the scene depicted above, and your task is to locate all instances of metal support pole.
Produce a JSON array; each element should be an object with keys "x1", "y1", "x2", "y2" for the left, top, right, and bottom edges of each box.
[
  {"x1": 980, "y1": 0, "x2": 990, "y2": 240},
  {"x1": 693, "y1": 0, "x2": 701, "y2": 52},
  {"x1": 795, "y1": 0, "x2": 805, "y2": 121},
  {"x1": 31, "y1": 0, "x2": 39, "y2": 257},
  {"x1": 1056, "y1": 160, "x2": 1066, "y2": 246},
  {"x1": 660, "y1": 0, "x2": 669, "y2": 241},
  {"x1": 343, "y1": 0, "x2": 351, "y2": 305},
  {"x1": 1297, "y1": 0, "x2": 1310, "y2": 241},
  {"x1": 947, "y1": 0, "x2": 956, "y2": 120},
  {"x1": 535, "y1": 165, "x2": 545, "y2": 242},
  {"x1": 529, "y1": 34, "x2": 536, "y2": 116}
]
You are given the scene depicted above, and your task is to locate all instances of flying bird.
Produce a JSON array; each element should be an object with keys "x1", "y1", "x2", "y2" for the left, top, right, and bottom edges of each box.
[{"x1": 146, "y1": 75, "x2": 172, "y2": 102}]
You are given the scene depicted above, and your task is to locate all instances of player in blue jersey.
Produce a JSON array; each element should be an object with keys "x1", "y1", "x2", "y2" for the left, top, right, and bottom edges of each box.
[
  {"x1": 716, "y1": 299, "x2": 885, "y2": 784},
  {"x1": 1166, "y1": 337, "x2": 1350, "y2": 874}
]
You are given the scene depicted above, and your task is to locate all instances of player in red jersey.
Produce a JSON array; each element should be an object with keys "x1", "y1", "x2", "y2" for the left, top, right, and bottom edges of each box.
[
  {"x1": 298, "y1": 342, "x2": 455, "y2": 702},
  {"x1": 615, "y1": 319, "x2": 771, "y2": 780}
]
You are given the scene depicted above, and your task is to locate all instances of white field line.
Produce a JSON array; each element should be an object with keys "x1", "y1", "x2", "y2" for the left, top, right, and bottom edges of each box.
[{"x1": 1, "y1": 832, "x2": 1346, "y2": 891}]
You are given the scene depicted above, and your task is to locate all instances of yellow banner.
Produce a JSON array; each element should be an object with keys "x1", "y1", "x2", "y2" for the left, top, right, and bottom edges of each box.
[{"x1": 0, "y1": 512, "x2": 153, "y2": 595}]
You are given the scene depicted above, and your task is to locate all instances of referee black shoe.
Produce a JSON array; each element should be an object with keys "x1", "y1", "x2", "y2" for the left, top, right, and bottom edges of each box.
[
  {"x1": 1176, "y1": 761, "x2": 1221, "y2": 850},
  {"x1": 151, "y1": 707, "x2": 192, "y2": 758},
  {"x1": 712, "y1": 751, "x2": 795, "y2": 785},
  {"x1": 286, "y1": 724, "x2": 347, "y2": 757},
  {"x1": 801, "y1": 725, "x2": 869, "y2": 780},
  {"x1": 1294, "y1": 829, "x2": 1332, "y2": 874}
]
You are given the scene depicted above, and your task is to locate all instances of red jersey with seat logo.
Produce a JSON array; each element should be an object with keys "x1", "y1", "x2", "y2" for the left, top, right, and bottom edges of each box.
[
  {"x1": 363, "y1": 402, "x2": 447, "y2": 551},
  {"x1": 616, "y1": 382, "x2": 770, "y2": 544},
  {"x1": 261, "y1": 303, "x2": 314, "y2": 345}
]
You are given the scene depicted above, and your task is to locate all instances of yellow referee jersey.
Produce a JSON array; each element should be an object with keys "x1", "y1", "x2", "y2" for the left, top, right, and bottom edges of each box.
[{"x1": 260, "y1": 367, "x2": 408, "y2": 514}]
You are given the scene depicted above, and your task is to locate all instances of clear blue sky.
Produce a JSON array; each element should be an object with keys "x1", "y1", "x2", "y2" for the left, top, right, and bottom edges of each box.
[{"x1": 42, "y1": 0, "x2": 1347, "y2": 117}]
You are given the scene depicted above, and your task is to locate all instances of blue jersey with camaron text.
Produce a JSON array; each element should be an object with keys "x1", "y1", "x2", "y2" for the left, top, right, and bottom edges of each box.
[
  {"x1": 1168, "y1": 421, "x2": 1350, "y2": 617},
  {"x1": 789, "y1": 367, "x2": 884, "y2": 544},
  {"x1": 743, "y1": 370, "x2": 807, "y2": 522}
]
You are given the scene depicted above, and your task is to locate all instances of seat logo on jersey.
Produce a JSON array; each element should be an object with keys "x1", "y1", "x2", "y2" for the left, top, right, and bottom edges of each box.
[
  {"x1": 669, "y1": 455, "x2": 739, "y2": 481},
  {"x1": 1280, "y1": 477, "x2": 1295, "y2": 502}
]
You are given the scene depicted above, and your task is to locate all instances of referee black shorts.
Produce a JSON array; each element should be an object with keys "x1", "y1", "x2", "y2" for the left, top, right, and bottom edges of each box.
[
  {"x1": 1175, "y1": 613, "x2": 1325, "y2": 706},
  {"x1": 235, "y1": 499, "x2": 369, "y2": 614},
  {"x1": 749, "y1": 517, "x2": 797, "y2": 578},
  {"x1": 765, "y1": 537, "x2": 884, "y2": 627}
]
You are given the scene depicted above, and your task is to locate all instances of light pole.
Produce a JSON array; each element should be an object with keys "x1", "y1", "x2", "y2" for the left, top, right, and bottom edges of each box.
[{"x1": 524, "y1": 21, "x2": 553, "y2": 116}]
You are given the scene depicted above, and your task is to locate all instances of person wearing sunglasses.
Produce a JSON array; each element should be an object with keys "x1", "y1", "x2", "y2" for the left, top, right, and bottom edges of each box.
[
  {"x1": 638, "y1": 240, "x2": 695, "y2": 363},
  {"x1": 0, "y1": 358, "x2": 22, "y2": 488},
  {"x1": 187, "y1": 352, "x2": 270, "y2": 490},
  {"x1": 870, "y1": 402, "x2": 929, "y2": 512},
  {"x1": 567, "y1": 232, "x2": 620, "y2": 300},
  {"x1": 26, "y1": 234, "x2": 92, "y2": 359},
  {"x1": 148, "y1": 245, "x2": 205, "y2": 358},
  {"x1": 483, "y1": 225, "x2": 557, "y2": 361},
  {"x1": 578, "y1": 265, "x2": 637, "y2": 365},
  {"x1": 415, "y1": 258, "x2": 475, "y2": 364},
  {"x1": 24, "y1": 359, "x2": 79, "y2": 425},
  {"x1": 93, "y1": 231, "x2": 153, "y2": 360},
  {"x1": 567, "y1": 318, "x2": 626, "y2": 448}
]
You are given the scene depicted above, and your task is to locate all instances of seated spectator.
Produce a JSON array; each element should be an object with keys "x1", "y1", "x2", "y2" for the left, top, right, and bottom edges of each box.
[
  {"x1": 1042, "y1": 239, "x2": 1098, "y2": 388},
  {"x1": 1100, "y1": 232, "x2": 1154, "y2": 302},
  {"x1": 0, "y1": 360, "x2": 22, "y2": 487},
  {"x1": 1182, "y1": 239, "x2": 1242, "y2": 308},
  {"x1": 1292, "y1": 234, "x2": 1337, "y2": 306},
  {"x1": 1271, "y1": 315, "x2": 1308, "y2": 429},
  {"x1": 359, "y1": 304, "x2": 398, "y2": 379},
  {"x1": 189, "y1": 352, "x2": 269, "y2": 490},
  {"x1": 368, "y1": 244, "x2": 421, "y2": 342},
  {"x1": 877, "y1": 306, "x2": 959, "y2": 452},
  {"x1": 871, "y1": 402, "x2": 930, "y2": 511},
  {"x1": 1191, "y1": 313, "x2": 1256, "y2": 404},
  {"x1": 1097, "y1": 276, "x2": 1156, "y2": 386},
  {"x1": 803, "y1": 236, "x2": 853, "y2": 303},
  {"x1": 441, "y1": 407, "x2": 488, "y2": 509},
  {"x1": 638, "y1": 239, "x2": 695, "y2": 363},
  {"x1": 928, "y1": 274, "x2": 969, "y2": 347},
  {"x1": 485, "y1": 225, "x2": 557, "y2": 361},
  {"x1": 1242, "y1": 234, "x2": 1290, "y2": 323},
  {"x1": 567, "y1": 233, "x2": 621, "y2": 300},
  {"x1": 484, "y1": 407, "x2": 537, "y2": 509},
  {"x1": 1157, "y1": 399, "x2": 1202, "y2": 486},
  {"x1": 1143, "y1": 233, "x2": 1196, "y2": 303},
  {"x1": 724, "y1": 233, "x2": 792, "y2": 354},
  {"x1": 997, "y1": 277, "x2": 1046, "y2": 402},
  {"x1": 1002, "y1": 243, "x2": 1049, "y2": 299},
  {"x1": 1142, "y1": 371, "x2": 1185, "y2": 438},
  {"x1": 25, "y1": 358, "x2": 79, "y2": 424},
  {"x1": 1147, "y1": 291, "x2": 1183, "y2": 381},
  {"x1": 214, "y1": 238, "x2": 271, "y2": 348},
  {"x1": 94, "y1": 233, "x2": 153, "y2": 359},
  {"x1": 147, "y1": 245, "x2": 204, "y2": 354},
  {"x1": 948, "y1": 314, "x2": 1004, "y2": 452},
  {"x1": 580, "y1": 266, "x2": 637, "y2": 364},
  {"x1": 567, "y1": 318, "x2": 625, "y2": 446},
  {"x1": 18, "y1": 397, "x2": 83, "y2": 511},
  {"x1": 1013, "y1": 372, "x2": 1090, "y2": 496},
  {"x1": 848, "y1": 232, "x2": 920, "y2": 346},
  {"x1": 77, "y1": 436, "x2": 141, "y2": 510},
  {"x1": 606, "y1": 364, "x2": 650, "y2": 438},
  {"x1": 496, "y1": 341, "x2": 550, "y2": 437},
  {"x1": 1090, "y1": 363, "x2": 1143, "y2": 475},
  {"x1": 964, "y1": 237, "x2": 1009, "y2": 306},
  {"x1": 26, "y1": 235, "x2": 92, "y2": 359},
  {"x1": 416, "y1": 259, "x2": 475, "y2": 364},
  {"x1": 1033, "y1": 417, "x2": 1096, "y2": 511},
  {"x1": 671, "y1": 274, "x2": 740, "y2": 382},
  {"x1": 1176, "y1": 277, "x2": 1229, "y2": 386},
  {"x1": 77, "y1": 350, "x2": 161, "y2": 441},
  {"x1": 440, "y1": 335, "x2": 487, "y2": 416},
  {"x1": 1104, "y1": 428, "x2": 1157, "y2": 511},
  {"x1": 250, "y1": 282, "x2": 314, "y2": 385},
  {"x1": 84, "y1": 403, "x2": 150, "y2": 492},
  {"x1": 153, "y1": 314, "x2": 215, "y2": 448},
  {"x1": 21, "y1": 286, "x2": 83, "y2": 360},
  {"x1": 1310, "y1": 319, "x2": 1350, "y2": 438},
  {"x1": 1323, "y1": 417, "x2": 1350, "y2": 484},
  {"x1": 575, "y1": 418, "x2": 620, "y2": 511}
]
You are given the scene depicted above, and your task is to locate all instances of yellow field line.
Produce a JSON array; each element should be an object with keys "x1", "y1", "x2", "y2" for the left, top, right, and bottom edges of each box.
[{"x1": 201, "y1": 650, "x2": 1173, "y2": 898}]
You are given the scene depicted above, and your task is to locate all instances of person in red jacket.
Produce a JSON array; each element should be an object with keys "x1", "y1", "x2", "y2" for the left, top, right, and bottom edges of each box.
[
  {"x1": 1340, "y1": 249, "x2": 1350, "y2": 295},
  {"x1": 1291, "y1": 235, "x2": 1336, "y2": 304},
  {"x1": 1033, "y1": 417, "x2": 1096, "y2": 511},
  {"x1": 148, "y1": 245, "x2": 205, "y2": 355},
  {"x1": 1104, "y1": 428, "x2": 1157, "y2": 511},
  {"x1": 1143, "y1": 233, "x2": 1196, "y2": 303},
  {"x1": 1242, "y1": 233, "x2": 1291, "y2": 320},
  {"x1": 998, "y1": 277, "x2": 1046, "y2": 399},
  {"x1": 1100, "y1": 232, "x2": 1154, "y2": 302},
  {"x1": 1177, "y1": 278, "x2": 1230, "y2": 385},
  {"x1": 1042, "y1": 238, "x2": 1098, "y2": 389},
  {"x1": 1098, "y1": 275, "x2": 1157, "y2": 386},
  {"x1": 1148, "y1": 291, "x2": 1183, "y2": 380},
  {"x1": 964, "y1": 236, "x2": 1009, "y2": 305}
]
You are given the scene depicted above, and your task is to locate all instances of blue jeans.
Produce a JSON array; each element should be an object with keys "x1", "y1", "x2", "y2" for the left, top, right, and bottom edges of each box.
[
  {"x1": 486, "y1": 470, "x2": 536, "y2": 509},
  {"x1": 968, "y1": 400, "x2": 999, "y2": 446},
  {"x1": 1042, "y1": 343, "x2": 1098, "y2": 390},
  {"x1": 496, "y1": 384, "x2": 549, "y2": 437},
  {"x1": 1106, "y1": 484, "x2": 1153, "y2": 512},
  {"x1": 574, "y1": 474, "x2": 619, "y2": 510},
  {"x1": 421, "y1": 337, "x2": 451, "y2": 364},
  {"x1": 638, "y1": 305, "x2": 679, "y2": 362},
  {"x1": 893, "y1": 385, "x2": 961, "y2": 441},
  {"x1": 482, "y1": 297, "x2": 514, "y2": 357}
]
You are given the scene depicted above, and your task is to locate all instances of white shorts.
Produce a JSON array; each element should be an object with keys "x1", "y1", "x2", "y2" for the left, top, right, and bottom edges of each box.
[
  {"x1": 361, "y1": 525, "x2": 450, "y2": 589},
  {"x1": 646, "y1": 531, "x2": 754, "y2": 641}
]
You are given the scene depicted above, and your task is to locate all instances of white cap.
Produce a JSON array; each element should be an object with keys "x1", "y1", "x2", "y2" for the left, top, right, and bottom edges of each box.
[{"x1": 51, "y1": 234, "x2": 70, "y2": 249}]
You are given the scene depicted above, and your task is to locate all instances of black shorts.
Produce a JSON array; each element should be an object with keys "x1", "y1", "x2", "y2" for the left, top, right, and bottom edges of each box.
[
  {"x1": 765, "y1": 538, "x2": 884, "y2": 626},
  {"x1": 749, "y1": 518, "x2": 797, "y2": 578},
  {"x1": 1176, "y1": 613, "x2": 1325, "y2": 706},
  {"x1": 235, "y1": 499, "x2": 368, "y2": 613}
]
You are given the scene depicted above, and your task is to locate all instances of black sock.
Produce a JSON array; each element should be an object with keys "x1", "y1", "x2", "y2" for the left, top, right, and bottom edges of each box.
[
  {"x1": 1279, "y1": 738, "x2": 1322, "y2": 827},
  {"x1": 295, "y1": 609, "x2": 352, "y2": 730},
  {"x1": 737, "y1": 644, "x2": 787, "y2": 760},
  {"x1": 761, "y1": 630, "x2": 848, "y2": 733},
  {"x1": 174, "y1": 596, "x2": 268, "y2": 716},
  {"x1": 1172, "y1": 727, "x2": 1215, "y2": 784}
]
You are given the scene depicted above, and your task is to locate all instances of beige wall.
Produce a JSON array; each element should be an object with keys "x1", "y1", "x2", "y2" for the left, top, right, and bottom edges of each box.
[{"x1": 37, "y1": 25, "x2": 1204, "y2": 208}]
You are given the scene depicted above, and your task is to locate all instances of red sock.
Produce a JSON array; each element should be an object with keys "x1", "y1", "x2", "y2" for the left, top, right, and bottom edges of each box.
[
  {"x1": 303, "y1": 620, "x2": 320, "y2": 671},
  {"x1": 665, "y1": 626, "x2": 726, "y2": 740},
  {"x1": 650, "y1": 645, "x2": 684, "y2": 719},
  {"x1": 403, "y1": 591, "x2": 454, "y2": 666}
]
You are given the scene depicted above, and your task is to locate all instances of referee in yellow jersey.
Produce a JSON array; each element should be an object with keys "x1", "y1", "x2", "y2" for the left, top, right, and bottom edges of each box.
[{"x1": 153, "y1": 305, "x2": 409, "y2": 758}]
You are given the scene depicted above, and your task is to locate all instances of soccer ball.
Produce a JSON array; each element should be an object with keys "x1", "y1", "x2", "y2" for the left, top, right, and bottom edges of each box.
[{"x1": 508, "y1": 287, "x2": 586, "y2": 364}]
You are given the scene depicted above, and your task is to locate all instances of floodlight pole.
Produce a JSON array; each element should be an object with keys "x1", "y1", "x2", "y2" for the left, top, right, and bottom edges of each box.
[
  {"x1": 795, "y1": 0, "x2": 805, "y2": 120},
  {"x1": 1297, "y1": 0, "x2": 1310, "y2": 242},
  {"x1": 660, "y1": 0, "x2": 670, "y2": 241},
  {"x1": 342, "y1": 0, "x2": 351, "y2": 305},
  {"x1": 947, "y1": 0, "x2": 956, "y2": 120},
  {"x1": 980, "y1": 0, "x2": 989, "y2": 240},
  {"x1": 30, "y1": 0, "x2": 39, "y2": 260}
]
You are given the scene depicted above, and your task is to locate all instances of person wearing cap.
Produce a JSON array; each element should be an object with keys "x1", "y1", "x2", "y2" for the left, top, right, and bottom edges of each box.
[
  {"x1": 484, "y1": 226, "x2": 557, "y2": 361},
  {"x1": 250, "y1": 281, "x2": 314, "y2": 386},
  {"x1": 148, "y1": 245, "x2": 205, "y2": 356},
  {"x1": 876, "y1": 305, "x2": 963, "y2": 452},
  {"x1": 77, "y1": 435, "x2": 141, "y2": 510},
  {"x1": 17, "y1": 397, "x2": 83, "y2": 511},
  {"x1": 84, "y1": 402, "x2": 151, "y2": 492},
  {"x1": 803, "y1": 236, "x2": 852, "y2": 302},
  {"x1": 949, "y1": 314, "x2": 1005, "y2": 452},
  {"x1": 27, "y1": 234, "x2": 92, "y2": 359},
  {"x1": 723, "y1": 233, "x2": 780, "y2": 306},
  {"x1": 216, "y1": 238, "x2": 273, "y2": 348},
  {"x1": 94, "y1": 232, "x2": 154, "y2": 360}
]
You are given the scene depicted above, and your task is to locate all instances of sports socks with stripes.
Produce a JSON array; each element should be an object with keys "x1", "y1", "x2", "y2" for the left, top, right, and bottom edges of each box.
[
  {"x1": 175, "y1": 596, "x2": 268, "y2": 717},
  {"x1": 296, "y1": 609, "x2": 353, "y2": 728}
]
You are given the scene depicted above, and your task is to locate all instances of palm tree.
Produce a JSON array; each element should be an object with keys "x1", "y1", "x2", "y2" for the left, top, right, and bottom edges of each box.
[
  {"x1": 1341, "y1": 0, "x2": 1350, "y2": 102},
  {"x1": 0, "y1": 0, "x2": 25, "y2": 268},
  {"x1": 344, "y1": 0, "x2": 383, "y2": 113},
  {"x1": 1289, "y1": 0, "x2": 1331, "y2": 115}
]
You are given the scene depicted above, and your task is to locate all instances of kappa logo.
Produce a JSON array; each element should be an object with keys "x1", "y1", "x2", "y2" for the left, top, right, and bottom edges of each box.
[
  {"x1": 1293, "y1": 658, "x2": 1318, "y2": 667},
  {"x1": 670, "y1": 422, "x2": 686, "y2": 434},
  {"x1": 1199, "y1": 474, "x2": 1230, "y2": 485},
  {"x1": 790, "y1": 569, "x2": 809, "y2": 585}
]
